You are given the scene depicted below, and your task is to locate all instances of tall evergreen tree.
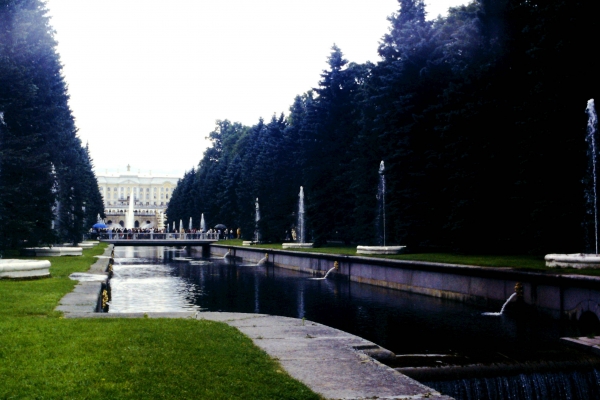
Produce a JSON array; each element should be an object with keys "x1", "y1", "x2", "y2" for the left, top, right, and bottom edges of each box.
[{"x1": 0, "y1": 0, "x2": 104, "y2": 250}]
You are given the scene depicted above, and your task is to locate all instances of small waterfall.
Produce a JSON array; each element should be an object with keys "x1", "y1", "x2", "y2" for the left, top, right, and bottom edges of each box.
[
  {"x1": 309, "y1": 266, "x2": 336, "y2": 281},
  {"x1": 298, "y1": 186, "x2": 305, "y2": 243},
  {"x1": 425, "y1": 368, "x2": 600, "y2": 400},
  {"x1": 586, "y1": 99, "x2": 599, "y2": 254},
  {"x1": 482, "y1": 292, "x2": 517, "y2": 316}
]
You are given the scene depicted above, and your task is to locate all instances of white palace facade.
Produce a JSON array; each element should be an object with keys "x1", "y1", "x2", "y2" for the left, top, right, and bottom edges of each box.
[{"x1": 96, "y1": 165, "x2": 179, "y2": 230}]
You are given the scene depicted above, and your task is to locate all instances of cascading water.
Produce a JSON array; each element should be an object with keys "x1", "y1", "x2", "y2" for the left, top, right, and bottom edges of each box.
[
  {"x1": 298, "y1": 186, "x2": 305, "y2": 243},
  {"x1": 308, "y1": 266, "x2": 336, "y2": 281},
  {"x1": 257, "y1": 253, "x2": 268, "y2": 265},
  {"x1": 425, "y1": 369, "x2": 600, "y2": 400},
  {"x1": 482, "y1": 292, "x2": 517, "y2": 316},
  {"x1": 376, "y1": 161, "x2": 386, "y2": 246},
  {"x1": 585, "y1": 99, "x2": 599, "y2": 254},
  {"x1": 254, "y1": 198, "x2": 261, "y2": 243}
]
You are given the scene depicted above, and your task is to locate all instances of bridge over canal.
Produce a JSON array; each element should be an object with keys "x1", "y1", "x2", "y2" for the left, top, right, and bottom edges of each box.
[{"x1": 99, "y1": 232, "x2": 219, "y2": 256}]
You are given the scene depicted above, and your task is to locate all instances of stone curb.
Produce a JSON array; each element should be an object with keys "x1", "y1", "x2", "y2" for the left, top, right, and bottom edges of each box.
[{"x1": 55, "y1": 245, "x2": 113, "y2": 314}]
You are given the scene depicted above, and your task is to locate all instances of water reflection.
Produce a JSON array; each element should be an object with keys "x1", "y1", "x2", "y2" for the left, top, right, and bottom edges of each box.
[{"x1": 110, "y1": 246, "x2": 581, "y2": 357}]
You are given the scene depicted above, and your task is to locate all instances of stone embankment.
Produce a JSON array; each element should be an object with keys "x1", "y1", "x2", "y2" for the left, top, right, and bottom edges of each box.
[{"x1": 210, "y1": 244, "x2": 600, "y2": 322}]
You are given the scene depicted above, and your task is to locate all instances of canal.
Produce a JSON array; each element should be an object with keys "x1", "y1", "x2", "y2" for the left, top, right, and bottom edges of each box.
[{"x1": 108, "y1": 246, "x2": 600, "y2": 399}]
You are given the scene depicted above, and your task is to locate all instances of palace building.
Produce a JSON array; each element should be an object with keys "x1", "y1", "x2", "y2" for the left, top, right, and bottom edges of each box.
[{"x1": 96, "y1": 165, "x2": 179, "y2": 229}]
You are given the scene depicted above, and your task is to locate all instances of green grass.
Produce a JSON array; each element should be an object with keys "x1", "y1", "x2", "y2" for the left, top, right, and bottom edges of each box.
[
  {"x1": 217, "y1": 239, "x2": 600, "y2": 275},
  {"x1": 0, "y1": 244, "x2": 321, "y2": 399}
]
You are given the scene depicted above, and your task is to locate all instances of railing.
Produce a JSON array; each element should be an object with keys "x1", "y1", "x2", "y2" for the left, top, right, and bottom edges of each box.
[{"x1": 98, "y1": 232, "x2": 219, "y2": 241}]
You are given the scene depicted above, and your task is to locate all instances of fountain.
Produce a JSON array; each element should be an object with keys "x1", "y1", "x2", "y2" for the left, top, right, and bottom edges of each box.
[
  {"x1": 223, "y1": 248, "x2": 235, "y2": 264},
  {"x1": 356, "y1": 161, "x2": 406, "y2": 255},
  {"x1": 243, "y1": 198, "x2": 261, "y2": 245},
  {"x1": 200, "y1": 213, "x2": 206, "y2": 232},
  {"x1": 189, "y1": 217, "x2": 192, "y2": 231},
  {"x1": 283, "y1": 186, "x2": 314, "y2": 249},
  {"x1": 309, "y1": 261, "x2": 339, "y2": 280},
  {"x1": 546, "y1": 99, "x2": 600, "y2": 268},
  {"x1": 256, "y1": 253, "x2": 268, "y2": 265},
  {"x1": 482, "y1": 293, "x2": 517, "y2": 316},
  {"x1": 125, "y1": 195, "x2": 134, "y2": 229}
]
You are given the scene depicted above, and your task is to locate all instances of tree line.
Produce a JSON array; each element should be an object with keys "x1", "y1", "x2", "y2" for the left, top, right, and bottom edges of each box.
[
  {"x1": 167, "y1": 0, "x2": 599, "y2": 254},
  {"x1": 0, "y1": 0, "x2": 104, "y2": 251}
]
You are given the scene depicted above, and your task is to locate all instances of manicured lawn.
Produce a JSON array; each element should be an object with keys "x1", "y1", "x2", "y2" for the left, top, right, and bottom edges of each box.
[
  {"x1": 217, "y1": 239, "x2": 600, "y2": 275},
  {"x1": 0, "y1": 244, "x2": 321, "y2": 399}
]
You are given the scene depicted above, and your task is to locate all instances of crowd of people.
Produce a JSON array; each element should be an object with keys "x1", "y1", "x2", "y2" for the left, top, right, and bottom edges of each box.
[{"x1": 92, "y1": 226, "x2": 237, "y2": 240}]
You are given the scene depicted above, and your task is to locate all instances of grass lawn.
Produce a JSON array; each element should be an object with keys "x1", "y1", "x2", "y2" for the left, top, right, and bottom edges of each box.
[
  {"x1": 217, "y1": 239, "x2": 600, "y2": 276},
  {"x1": 0, "y1": 244, "x2": 320, "y2": 399}
]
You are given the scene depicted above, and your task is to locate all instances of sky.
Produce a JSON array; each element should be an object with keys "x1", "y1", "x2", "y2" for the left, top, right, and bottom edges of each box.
[{"x1": 45, "y1": 0, "x2": 467, "y2": 177}]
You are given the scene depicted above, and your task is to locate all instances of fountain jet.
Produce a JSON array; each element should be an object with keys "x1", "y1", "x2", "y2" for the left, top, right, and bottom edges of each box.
[
  {"x1": 309, "y1": 261, "x2": 339, "y2": 280},
  {"x1": 482, "y1": 293, "x2": 517, "y2": 316},
  {"x1": 283, "y1": 187, "x2": 314, "y2": 248},
  {"x1": 125, "y1": 196, "x2": 134, "y2": 229},
  {"x1": 357, "y1": 161, "x2": 405, "y2": 255},
  {"x1": 546, "y1": 100, "x2": 600, "y2": 268}
]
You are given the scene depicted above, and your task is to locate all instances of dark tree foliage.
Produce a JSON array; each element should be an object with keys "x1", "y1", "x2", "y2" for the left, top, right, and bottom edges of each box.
[
  {"x1": 0, "y1": 0, "x2": 104, "y2": 250},
  {"x1": 168, "y1": 0, "x2": 598, "y2": 254}
]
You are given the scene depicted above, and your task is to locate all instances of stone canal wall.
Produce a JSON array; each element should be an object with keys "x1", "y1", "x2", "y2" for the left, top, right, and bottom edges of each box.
[{"x1": 210, "y1": 245, "x2": 600, "y2": 321}]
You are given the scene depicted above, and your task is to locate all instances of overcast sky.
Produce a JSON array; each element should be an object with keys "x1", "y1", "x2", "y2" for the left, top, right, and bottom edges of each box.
[{"x1": 45, "y1": 0, "x2": 466, "y2": 177}]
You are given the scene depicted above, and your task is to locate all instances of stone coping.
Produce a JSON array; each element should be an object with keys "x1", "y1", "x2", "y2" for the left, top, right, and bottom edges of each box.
[
  {"x1": 211, "y1": 244, "x2": 600, "y2": 289},
  {"x1": 561, "y1": 336, "x2": 600, "y2": 357},
  {"x1": 23, "y1": 247, "x2": 83, "y2": 256},
  {"x1": 282, "y1": 243, "x2": 314, "y2": 249},
  {"x1": 545, "y1": 253, "x2": 600, "y2": 269},
  {"x1": 54, "y1": 245, "x2": 112, "y2": 314},
  {"x1": 63, "y1": 242, "x2": 96, "y2": 248},
  {"x1": 0, "y1": 259, "x2": 51, "y2": 279},
  {"x1": 356, "y1": 245, "x2": 406, "y2": 255}
]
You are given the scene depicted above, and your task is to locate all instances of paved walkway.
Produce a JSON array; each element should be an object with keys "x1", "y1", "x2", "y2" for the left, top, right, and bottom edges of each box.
[{"x1": 57, "y1": 246, "x2": 452, "y2": 399}]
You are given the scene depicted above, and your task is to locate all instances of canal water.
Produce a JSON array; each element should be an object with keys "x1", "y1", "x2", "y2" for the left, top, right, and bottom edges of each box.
[{"x1": 109, "y1": 246, "x2": 588, "y2": 356}]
